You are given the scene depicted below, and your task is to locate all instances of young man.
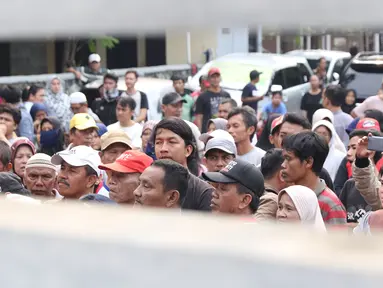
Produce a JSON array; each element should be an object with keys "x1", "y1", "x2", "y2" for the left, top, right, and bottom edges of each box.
[
  {"x1": 120, "y1": 70, "x2": 149, "y2": 123},
  {"x1": 107, "y1": 97, "x2": 142, "y2": 149},
  {"x1": 202, "y1": 159, "x2": 264, "y2": 215},
  {"x1": 23, "y1": 85, "x2": 44, "y2": 113},
  {"x1": 69, "y1": 113, "x2": 98, "y2": 148},
  {"x1": 51, "y1": 145, "x2": 101, "y2": 200},
  {"x1": 322, "y1": 85, "x2": 353, "y2": 145},
  {"x1": 0, "y1": 104, "x2": 21, "y2": 144},
  {"x1": 171, "y1": 75, "x2": 194, "y2": 121},
  {"x1": 227, "y1": 107, "x2": 265, "y2": 166},
  {"x1": 241, "y1": 70, "x2": 263, "y2": 113},
  {"x1": 161, "y1": 92, "x2": 185, "y2": 119},
  {"x1": 69, "y1": 92, "x2": 101, "y2": 122},
  {"x1": 260, "y1": 85, "x2": 287, "y2": 120},
  {"x1": 99, "y1": 150, "x2": 153, "y2": 205},
  {"x1": 134, "y1": 160, "x2": 189, "y2": 209},
  {"x1": 218, "y1": 98, "x2": 238, "y2": 120},
  {"x1": 67, "y1": 53, "x2": 109, "y2": 85},
  {"x1": 203, "y1": 136, "x2": 237, "y2": 172},
  {"x1": 153, "y1": 117, "x2": 213, "y2": 211},
  {"x1": 255, "y1": 148, "x2": 286, "y2": 221},
  {"x1": 281, "y1": 131, "x2": 347, "y2": 225},
  {"x1": 92, "y1": 73, "x2": 120, "y2": 126},
  {"x1": 195, "y1": 68, "x2": 231, "y2": 133}
]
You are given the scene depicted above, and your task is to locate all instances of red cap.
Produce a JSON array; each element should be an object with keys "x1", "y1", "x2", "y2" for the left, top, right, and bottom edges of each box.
[
  {"x1": 208, "y1": 67, "x2": 221, "y2": 77},
  {"x1": 356, "y1": 118, "x2": 381, "y2": 132},
  {"x1": 270, "y1": 115, "x2": 284, "y2": 135},
  {"x1": 98, "y1": 150, "x2": 153, "y2": 174}
]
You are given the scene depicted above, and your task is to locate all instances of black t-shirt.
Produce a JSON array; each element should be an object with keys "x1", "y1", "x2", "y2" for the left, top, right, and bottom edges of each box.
[
  {"x1": 320, "y1": 168, "x2": 334, "y2": 192},
  {"x1": 334, "y1": 157, "x2": 350, "y2": 197},
  {"x1": 195, "y1": 90, "x2": 231, "y2": 133},
  {"x1": 182, "y1": 173, "x2": 213, "y2": 211},
  {"x1": 241, "y1": 83, "x2": 259, "y2": 112},
  {"x1": 339, "y1": 179, "x2": 372, "y2": 223},
  {"x1": 300, "y1": 91, "x2": 322, "y2": 123},
  {"x1": 91, "y1": 98, "x2": 118, "y2": 126}
]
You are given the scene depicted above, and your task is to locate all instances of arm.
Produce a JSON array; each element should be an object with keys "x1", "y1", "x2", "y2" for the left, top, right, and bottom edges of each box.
[
  {"x1": 66, "y1": 67, "x2": 82, "y2": 80},
  {"x1": 300, "y1": 93, "x2": 307, "y2": 117},
  {"x1": 194, "y1": 96, "x2": 204, "y2": 131},
  {"x1": 351, "y1": 100, "x2": 368, "y2": 118},
  {"x1": 254, "y1": 193, "x2": 278, "y2": 221},
  {"x1": 241, "y1": 85, "x2": 263, "y2": 103},
  {"x1": 136, "y1": 92, "x2": 149, "y2": 123},
  {"x1": 194, "y1": 115, "x2": 203, "y2": 131}
]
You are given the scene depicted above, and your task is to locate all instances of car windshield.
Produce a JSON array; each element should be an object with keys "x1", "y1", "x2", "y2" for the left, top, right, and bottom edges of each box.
[{"x1": 307, "y1": 59, "x2": 331, "y2": 71}]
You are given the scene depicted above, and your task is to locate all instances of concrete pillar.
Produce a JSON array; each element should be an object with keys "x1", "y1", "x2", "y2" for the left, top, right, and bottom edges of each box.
[
  {"x1": 300, "y1": 36, "x2": 304, "y2": 49},
  {"x1": 276, "y1": 35, "x2": 281, "y2": 54},
  {"x1": 326, "y1": 34, "x2": 331, "y2": 50},
  {"x1": 96, "y1": 40, "x2": 107, "y2": 68},
  {"x1": 46, "y1": 40, "x2": 56, "y2": 73},
  {"x1": 374, "y1": 33, "x2": 380, "y2": 52},
  {"x1": 257, "y1": 25, "x2": 263, "y2": 53},
  {"x1": 321, "y1": 35, "x2": 326, "y2": 49},
  {"x1": 306, "y1": 36, "x2": 311, "y2": 50},
  {"x1": 137, "y1": 36, "x2": 146, "y2": 67},
  {"x1": 186, "y1": 32, "x2": 191, "y2": 64}
]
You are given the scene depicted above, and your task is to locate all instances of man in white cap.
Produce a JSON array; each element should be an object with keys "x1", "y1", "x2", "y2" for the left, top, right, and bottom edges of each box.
[
  {"x1": 67, "y1": 53, "x2": 109, "y2": 85},
  {"x1": 69, "y1": 92, "x2": 101, "y2": 122},
  {"x1": 51, "y1": 146, "x2": 101, "y2": 200},
  {"x1": 203, "y1": 136, "x2": 237, "y2": 173}
]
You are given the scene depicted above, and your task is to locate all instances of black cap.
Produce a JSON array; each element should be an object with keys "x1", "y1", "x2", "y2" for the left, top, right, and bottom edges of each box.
[
  {"x1": 0, "y1": 172, "x2": 31, "y2": 196},
  {"x1": 202, "y1": 159, "x2": 264, "y2": 196},
  {"x1": 250, "y1": 70, "x2": 262, "y2": 80},
  {"x1": 162, "y1": 92, "x2": 186, "y2": 105}
]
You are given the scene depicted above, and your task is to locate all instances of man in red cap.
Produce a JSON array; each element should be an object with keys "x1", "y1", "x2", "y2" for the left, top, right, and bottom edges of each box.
[
  {"x1": 98, "y1": 150, "x2": 153, "y2": 204},
  {"x1": 195, "y1": 67, "x2": 231, "y2": 133}
]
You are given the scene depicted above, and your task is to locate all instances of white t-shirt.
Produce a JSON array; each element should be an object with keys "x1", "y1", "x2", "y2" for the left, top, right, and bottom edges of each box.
[
  {"x1": 107, "y1": 122, "x2": 143, "y2": 148},
  {"x1": 236, "y1": 146, "x2": 266, "y2": 167}
]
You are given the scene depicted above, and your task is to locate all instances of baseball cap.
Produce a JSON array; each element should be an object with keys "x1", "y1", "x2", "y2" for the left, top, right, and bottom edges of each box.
[
  {"x1": 96, "y1": 123, "x2": 108, "y2": 137},
  {"x1": 208, "y1": 67, "x2": 221, "y2": 77},
  {"x1": 270, "y1": 115, "x2": 284, "y2": 135},
  {"x1": 51, "y1": 146, "x2": 101, "y2": 176},
  {"x1": 0, "y1": 172, "x2": 31, "y2": 196},
  {"x1": 88, "y1": 53, "x2": 101, "y2": 63},
  {"x1": 356, "y1": 118, "x2": 381, "y2": 132},
  {"x1": 202, "y1": 159, "x2": 264, "y2": 195},
  {"x1": 199, "y1": 129, "x2": 235, "y2": 145},
  {"x1": 162, "y1": 92, "x2": 186, "y2": 105},
  {"x1": 99, "y1": 150, "x2": 153, "y2": 174},
  {"x1": 250, "y1": 70, "x2": 262, "y2": 79},
  {"x1": 69, "y1": 113, "x2": 98, "y2": 131},
  {"x1": 69, "y1": 92, "x2": 87, "y2": 104},
  {"x1": 201, "y1": 75, "x2": 210, "y2": 88},
  {"x1": 204, "y1": 137, "x2": 237, "y2": 156},
  {"x1": 100, "y1": 130, "x2": 132, "y2": 151}
]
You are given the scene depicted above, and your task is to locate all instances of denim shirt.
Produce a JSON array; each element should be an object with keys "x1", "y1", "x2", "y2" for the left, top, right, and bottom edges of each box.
[{"x1": 16, "y1": 103, "x2": 34, "y2": 141}]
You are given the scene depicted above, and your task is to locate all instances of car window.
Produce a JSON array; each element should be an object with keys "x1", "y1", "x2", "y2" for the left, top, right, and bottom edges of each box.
[
  {"x1": 297, "y1": 64, "x2": 311, "y2": 83},
  {"x1": 283, "y1": 67, "x2": 303, "y2": 89},
  {"x1": 332, "y1": 58, "x2": 348, "y2": 76},
  {"x1": 272, "y1": 70, "x2": 285, "y2": 88}
]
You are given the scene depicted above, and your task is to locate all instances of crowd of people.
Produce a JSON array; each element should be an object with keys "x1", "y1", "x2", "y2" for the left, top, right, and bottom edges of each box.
[{"x1": 0, "y1": 53, "x2": 382, "y2": 236}]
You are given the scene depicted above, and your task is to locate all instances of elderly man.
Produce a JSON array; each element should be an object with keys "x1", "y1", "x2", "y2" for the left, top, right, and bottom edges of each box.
[
  {"x1": 69, "y1": 92, "x2": 101, "y2": 122},
  {"x1": 68, "y1": 113, "x2": 98, "y2": 149},
  {"x1": 51, "y1": 145, "x2": 101, "y2": 200},
  {"x1": 24, "y1": 153, "x2": 61, "y2": 199}
]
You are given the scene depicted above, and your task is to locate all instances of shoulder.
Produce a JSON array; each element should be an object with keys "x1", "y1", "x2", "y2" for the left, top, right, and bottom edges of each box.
[
  {"x1": 319, "y1": 187, "x2": 344, "y2": 207},
  {"x1": 254, "y1": 146, "x2": 266, "y2": 156},
  {"x1": 189, "y1": 174, "x2": 214, "y2": 192}
]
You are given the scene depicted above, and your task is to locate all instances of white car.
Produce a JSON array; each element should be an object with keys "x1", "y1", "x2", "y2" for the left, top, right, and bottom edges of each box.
[
  {"x1": 285, "y1": 49, "x2": 351, "y2": 84},
  {"x1": 189, "y1": 53, "x2": 313, "y2": 113}
]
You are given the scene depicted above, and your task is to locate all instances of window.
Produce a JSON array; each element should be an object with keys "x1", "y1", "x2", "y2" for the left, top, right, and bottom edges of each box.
[
  {"x1": 332, "y1": 58, "x2": 349, "y2": 79},
  {"x1": 283, "y1": 66, "x2": 303, "y2": 88},
  {"x1": 272, "y1": 70, "x2": 285, "y2": 88},
  {"x1": 298, "y1": 64, "x2": 311, "y2": 83}
]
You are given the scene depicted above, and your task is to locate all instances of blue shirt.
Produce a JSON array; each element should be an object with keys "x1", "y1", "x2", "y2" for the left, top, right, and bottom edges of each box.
[
  {"x1": 17, "y1": 103, "x2": 34, "y2": 142},
  {"x1": 262, "y1": 102, "x2": 287, "y2": 120}
]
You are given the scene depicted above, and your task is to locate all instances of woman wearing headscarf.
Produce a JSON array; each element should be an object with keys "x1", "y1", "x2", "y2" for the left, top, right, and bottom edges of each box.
[
  {"x1": 39, "y1": 117, "x2": 65, "y2": 156},
  {"x1": 206, "y1": 118, "x2": 228, "y2": 133},
  {"x1": 313, "y1": 120, "x2": 346, "y2": 181},
  {"x1": 43, "y1": 76, "x2": 73, "y2": 132},
  {"x1": 11, "y1": 138, "x2": 36, "y2": 181},
  {"x1": 277, "y1": 185, "x2": 326, "y2": 231},
  {"x1": 141, "y1": 120, "x2": 158, "y2": 152}
]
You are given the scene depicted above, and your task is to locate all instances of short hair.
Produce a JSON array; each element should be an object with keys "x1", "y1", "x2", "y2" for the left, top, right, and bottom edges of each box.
[
  {"x1": 0, "y1": 86, "x2": 21, "y2": 104},
  {"x1": 261, "y1": 148, "x2": 284, "y2": 180},
  {"x1": 21, "y1": 88, "x2": 30, "y2": 102},
  {"x1": 0, "y1": 140, "x2": 11, "y2": 167},
  {"x1": 220, "y1": 98, "x2": 238, "y2": 108},
  {"x1": 228, "y1": 106, "x2": 257, "y2": 131},
  {"x1": 117, "y1": 96, "x2": 136, "y2": 111},
  {"x1": 125, "y1": 70, "x2": 139, "y2": 78},
  {"x1": 249, "y1": 70, "x2": 260, "y2": 81},
  {"x1": 152, "y1": 159, "x2": 189, "y2": 205},
  {"x1": 282, "y1": 113, "x2": 312, "y2": 130},
  {"x1": 349, "y1": 129, "x2": 380, "y2": 139},
  {"x1": 171, "y1": 74, "x2": 185, "y2": 83},
  {"x1": 0, "y1": 104, "x2": 21, "y2": 125},
  {"x1": 282, "y1": 131, "x2": 329, "y2": 176},
  {"x1": 104, "y1": 73, "x2": 118, "y2": 83},
  {"x1": 350, "y1": 45, "x2": 358, "y2": 57},
  {"x1": 85, "y1": 165, "x2": 98, "y2": 177},
  {"x1": 237, "y1": 183, "x2": 260, "y2": 213},
  {"x1": 324, "y1": 85, "x2": 346, "y2": 107},
  {"x1": 27, "y1": 85, "x2": 44, "y2": 101}
]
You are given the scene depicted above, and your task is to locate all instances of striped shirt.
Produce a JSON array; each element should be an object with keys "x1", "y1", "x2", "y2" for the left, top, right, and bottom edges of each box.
[{"x1": 315, "y1": 179, "x2": 347, "y2": 225}]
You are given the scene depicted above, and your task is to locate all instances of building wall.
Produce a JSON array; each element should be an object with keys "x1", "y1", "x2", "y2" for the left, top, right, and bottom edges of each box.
[{"x1": 10, "y1": 42, "x2": 47, "y2": 75}]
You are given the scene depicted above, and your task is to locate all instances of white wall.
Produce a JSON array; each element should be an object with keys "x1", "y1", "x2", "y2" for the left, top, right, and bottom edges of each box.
[{"x1": 216, "y1": 28, "x2": 249, "y2": 58}]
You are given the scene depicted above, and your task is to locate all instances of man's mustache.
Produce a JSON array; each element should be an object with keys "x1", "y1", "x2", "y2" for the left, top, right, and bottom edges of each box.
[{"x1": 58, "y1": 179, "x2": 70, "y2": 187}]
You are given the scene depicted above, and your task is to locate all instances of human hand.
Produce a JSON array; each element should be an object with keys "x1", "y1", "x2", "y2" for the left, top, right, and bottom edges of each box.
[{"x1": 356, "y1": 135, "x2": 374, "y2": 159}]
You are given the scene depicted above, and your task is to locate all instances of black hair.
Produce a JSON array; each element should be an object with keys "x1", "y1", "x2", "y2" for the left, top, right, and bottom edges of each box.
[
  {"x1": 125, "y1": 70, "x2": 139, "y2": 79},
  {"x1": 198, "y1": 75, "x2": 204, "y2": 85},
  {"x1": 249, "y1": 70, "x2": 260, "y2": 81},
  {"x1": 349, "y1": 45, "x2": 358, "y2": 57},
  {"x1": 346, "y1": 89, "x2": 357, "y2": 99},
  {"x1": 0, "y1": 140, "x2": 11, "y2": 168},
  {"x1": 0, "y1": 104, "x2": 21, "y2": 125},
  {"x1": 261, "y1": 148, "x2": 284, "y2": 180},
  {"x1": 0, "y1": 86, "x2": 21, "y2": 104},
  {"x1": 26, "y1": 85, "x2": 44, "y2": 102},
  {"x1": 21, "y1": 88, "x2": 30, "y2": 102},
  {"x1": 256, "y1": 114, "x2": 281, "y2": 151},
  {"x1": 117, "y1": 96, "x2": 136, "y2": 111},
  {"x1": 349, "y1": 129, "x2": 382, "y2": 164},
  {"x1": 171, "y1": 74, "x2": 185, "y2": 83},
  {"x1": 85, "y1": 165, "x2": 98, "y2": 177},
  {"x1": 220, "y1": 98, "x2": 238, "y2": 108},
  {"x1": 153, "y1": 117, "x2": 200, "y2": 176},
  {"x1": 324, "y1": 85, "x2": 346, "y2": 107},
  {"x1": 228, "y1": 107, "x2": 257, "y2": 140},
  {"x1": 364, "y1": 109, "x2": 383, "y2": 133},
  {"x1": 282, "y1": 113, "x2": 312, "y2": 130},
  {"x1": 237, "y1": 183, "x2": 260, "y2": 213},
  {"x1": 104, "y1": 73, "x2": 118, "y2": 83},
  {"x1": 152, "y1": 159, "x2": 189, "y2": 205},
  {"x1": 282, "y1": 131, "x2": 329, "y2": 176}
]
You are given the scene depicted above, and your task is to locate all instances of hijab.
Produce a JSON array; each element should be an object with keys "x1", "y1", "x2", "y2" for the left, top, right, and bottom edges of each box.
[
  {"x1": 312, "y1": 108, "x2": 334, "y2": 125},
  {"x1": 30, "y1": 102, "x2": 48, "y2": 121},
  {"x1": 279, "y1": 185, "x2": 326, "y2": 231},
  {"x1": 208, "y1": 118, "x2": 228, "y2": 131}
]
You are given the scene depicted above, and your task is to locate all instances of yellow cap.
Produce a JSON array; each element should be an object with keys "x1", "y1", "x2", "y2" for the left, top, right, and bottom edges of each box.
[{"x1": 69, "y1": 113, "x2": 98, "y2": 131}]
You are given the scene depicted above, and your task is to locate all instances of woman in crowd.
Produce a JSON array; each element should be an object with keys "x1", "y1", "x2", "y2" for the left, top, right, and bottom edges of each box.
[
  {"x1": 206, "y1": 118, "x2": 227, "y2": 133},
  {"x1": 277, "y1": 185, "x2": 326, "y2": 231},
  {"x1": 11, "y1": 138, "x2": 36, "y2": 181},
  {"x1": 43, "y1": 76, "x2": 72, "y2": 132},
  {"x1": 342, "y1": 89, "x2": 357, "y2": 115},
  {"x1": 141, "y1": 120, "x2": 158, "y2": 152},
  {"x1": 300, "y1": 75, "x2": 322, "y2": 123},
  {"x1": 30, "y1": 103, "x2": 49, "y2": 145},
  {"x1": 39, "y1": 117, "x2": 65, "y2": 156}
]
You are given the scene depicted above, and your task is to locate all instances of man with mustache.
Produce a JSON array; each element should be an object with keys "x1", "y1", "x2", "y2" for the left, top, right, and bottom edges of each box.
[
  {"x1": 51, "y1": 145, "x2": 101, "y2": 200},
  {"x1": 68, "y1": 113, "x2": 98, "y2": 149}
]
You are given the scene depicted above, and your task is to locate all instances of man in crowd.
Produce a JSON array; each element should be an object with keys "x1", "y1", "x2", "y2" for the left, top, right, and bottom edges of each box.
[
  {"x1": 202, "y1": 159, "x2": 264, "y2": 215},
  {"x1": 0, "y1": 104, "x2": 21, "y2": 144},
  {"x1": 255, "y1": 148, "x2": 286, "y2": 220},
  {"x1": 51, "y1": 145, "x2": 101, "y2": 200},
  {"x1": 67, "y1": 53, "x2": 108, "y2": 85},
  {"x1": 0, "y1": 140, "x2": 12, "y2": 172},
  {"x1": 0, "y1": 172, "x2": 30, "y2": 195},
  {"x1": 22, "y1": 85, "x2": 44, "y2": 113},
  {"x1": 269, "y1": 115, "x2": 283, "y2": 148},
  {"x1": 322, "y1": 85, "x2": 353, "y2": 145},
  {"x1": 281, "y1": 131, "x2": 347, "y2": 225},
  {"x1": 99, "y1": 150, "x2": 153, "y2": 205},
  {"x1": 68, "y1": 113, "x2": 98, "y2": 149},
  {"x1": 161, "y1": 92, "x2": 185, "y2": 119},
  {"x1": 203, "y1": 136, "x2": 237, "y2": 172},
  {"x1": 191, "y1": 75, "x2": 210, "y2": 100},
  {"x1": 121, "y1": 70, "x2": 148, "y2": 123},
  {"x1": 218, "y1": 98, "x2": 238, "y2": 120},
  {"x1": 134, "y1": 160, "x2": 189, "y2": 209},
  {"x1": 195, "y1": 68, "x2": 231, "y2": 133},
  {"x1": 69, "y1": 92, "x2": 101, "y2": 122},
  {"x1": 92, "y1": 73, "x2": 120, "y2": 126},
  {"x1": 171, "y1": 75, "x2": 194, "y2": 121},
  {"x1": 241, "y1": 70, "x2": 263, "y2": 113},
  {"x1": 99, "y1": 130, "x2": 132, "y2": 165},
  {"x1": 24, "y1": 153, "x2": 60, "y2": 198},
  {"x1": 227, "y1": 107, "x2": 265, "y2": 166},
  {"x1": 153, "y1": 117, "x2": 213, "y2": 211}
]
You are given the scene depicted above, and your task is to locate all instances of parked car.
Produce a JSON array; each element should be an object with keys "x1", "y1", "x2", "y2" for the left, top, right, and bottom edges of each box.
[
  {"x1": 285, "y1": 49, "x2": 351, "y2": 85},
  {"x1": 340, "y1": 52, "x2": 383, "y2": 102},
  {"x1": 188, "y1": 53, "x2": 313, "y2": 112}
]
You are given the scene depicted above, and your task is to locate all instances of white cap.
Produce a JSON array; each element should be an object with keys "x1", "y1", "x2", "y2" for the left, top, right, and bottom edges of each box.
[
  {"x1": 199, "y1": 129, "x2": 235, "y2": 145},
  {"x1": 88, "y1": 53, "x2": 101, "y2": 63},
  {"x1": 70, "y1": 92, "x2": 88, "y2": 104},
  {"x1": 51, "y1": 146, "x2": 101, "y2": 176},
  {"x1": 204, "y1": 137, "x2": 237, "y2": 156},
  {"x1": 271, "y1": 84, "x2": 283, "y2": 93}
]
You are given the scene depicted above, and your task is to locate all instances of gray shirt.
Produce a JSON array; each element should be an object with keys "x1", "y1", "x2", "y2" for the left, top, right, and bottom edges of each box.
[
  {"x1": 237, "y1": 146, "x2": 266, "y2": 167},
  {"x1": 333, "y1": 110, "x2": 353, "y2": 146}
]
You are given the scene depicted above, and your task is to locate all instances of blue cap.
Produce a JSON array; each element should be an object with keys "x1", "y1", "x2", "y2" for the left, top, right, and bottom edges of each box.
[
  {"x1": 96, "y1": 123, "x2": 108, "y2": 137},
  {"x1": 346, "y1": 117, "x2": 360, "y2": 134}
]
